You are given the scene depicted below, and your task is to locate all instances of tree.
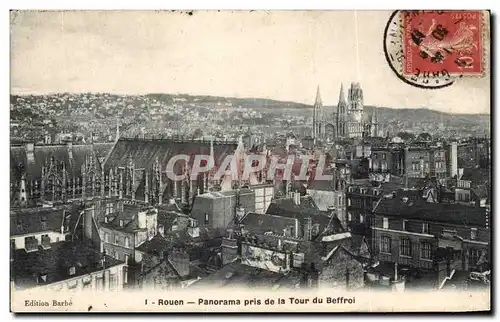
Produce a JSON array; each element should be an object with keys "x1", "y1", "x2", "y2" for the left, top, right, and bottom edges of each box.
[
  {"x1": 397, "y1": 131, "x2": 415, "y2": 141},
  {"x1": 193, "y1": 128, "x2": 203, "y2": 138},
  {"x1": 417, "y1": 132, "x2": 432, "y2": 141}
]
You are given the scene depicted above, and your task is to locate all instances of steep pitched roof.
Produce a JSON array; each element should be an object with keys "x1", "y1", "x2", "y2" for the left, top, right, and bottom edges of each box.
[
  {"x1": 103, "y1": 138, "x2": 238, "y2": 172},
  {"x1": 10, "y1": 143, "x2": 112, "y2": 182}
]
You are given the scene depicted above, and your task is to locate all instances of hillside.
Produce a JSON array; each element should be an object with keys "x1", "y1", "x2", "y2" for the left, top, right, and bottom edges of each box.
[{"x1": 10, "y1": 93, "x2": 491, "y2": 143}]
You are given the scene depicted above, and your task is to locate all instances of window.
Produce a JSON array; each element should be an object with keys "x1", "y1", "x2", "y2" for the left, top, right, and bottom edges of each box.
[
  {"x1": 125, "y1": 237, "x2": 130, "y2": 248},
  {"x1": 123, "y1": 266, "x2": 129, "y2": 285},
  {"x1": 106, "y1": 203, "x2": 114, "y2": 215},
  {"x1": 383, "y1": 217, "x2": 389, "y2": 229},
  {"x1": 360, "y1": 214, "x2": 364, "y2": 224},
  {"x1": 124, "y1": 254, "x2": 129, "y2": 264},
  {"x1": 96, "y1": 276, "x2": 104, "y2": 290},
  {"x1": 104, "y1": 233, "x2": 109, "y2": 243},
  {"x1": 69, "y1": 266, "x2": 76, "y2": 276},
  {"x1": 422, "y1": 223, "x2": 429, "y2": 234},
  {"x1": 348, "y1": 212, "x2": 352, "y2": 222},
  {"x1": 115, "y1": 235, "x2": 119, "y2": 245},
  {"x1": 373, "y1": 153, "x2": 378, "y2": 158},
  {"x1": 402, "y1": 220, "x2": 408, "y2": 231},
  {"x1": 420, "y1": 242, "x2": 432, "y2": 259},
  {"x1": 470, "y1": 228, "x2": 477, "y2": 240},
  {"x1": 469, "y1": 248, "x2": 480, "y2": 267},
  {"x1": 382, "y1": 153, "x2": 387, "y2": 160},
  {"x1": 338, "y1": 196, "x2": 342, "y2": 206},
  {"x1": 347, "y1": 198, "x2": 351, "y2": 207},
  {"x1": 400, "y1": 238, "x2": 411, "y2": 257},
  {"x1": 204, "y1": 212, "x2": 209, "y2": 225},
  {"x1": 380, "y1": 236, "x2": 391, "y2": 253},
  {"x1": 109, "y1": 273, "x2": 117, "y2": 291}
]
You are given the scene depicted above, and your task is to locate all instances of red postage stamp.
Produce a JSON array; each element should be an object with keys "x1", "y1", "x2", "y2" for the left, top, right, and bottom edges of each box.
[{"x1": 402, "y1": 10, "x2": 484, "y2": 76}]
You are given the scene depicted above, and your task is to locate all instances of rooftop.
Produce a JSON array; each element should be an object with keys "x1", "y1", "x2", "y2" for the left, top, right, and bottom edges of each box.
[
  {"x1": 11, "y1": 240, "x2": 124, "y2": 290},
  {"x1": 374, "y1": 198, "x2": 488, "y2": 227}
]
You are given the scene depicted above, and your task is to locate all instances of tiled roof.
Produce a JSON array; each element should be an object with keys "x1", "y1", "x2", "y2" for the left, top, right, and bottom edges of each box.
[
  {"x1": 103, "y1": 138, "x2": 238, "y2": 172},
  {"x1": 460, "y1": 168, "x2": 491, "y2": 185},
  {"x1": 136, "y1": 234, "x2": 171, "y2": 253},
  {"x1": 11, "y1": 240, "x2": 123, "y2": 290},
  {"x1": 191, "y1": 260, "x2": 303, "y2": 289},
  {"x1": 10, "y1": 204, "x2": 78, "y2": 236},
  {"x1": 241, "y1": 213, "x2": 298, "y2": 236},
  {"x1": 10, "y1": 143, "x2": 112, "y2": 182},
  {"x1": 265, "y1": 198, "x2": 344, "y2": 236},
  {"x1": 374, "y1": 197, "x2": 487, "y2": 227}
]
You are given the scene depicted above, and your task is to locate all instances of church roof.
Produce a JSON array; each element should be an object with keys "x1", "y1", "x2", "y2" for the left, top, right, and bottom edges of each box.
[
  {"x1": 103, "y1": 138, "x2": 238, "y2": 173},
  {"x1": 10, "y1": 143, "x2": 113, "y2": 182}
]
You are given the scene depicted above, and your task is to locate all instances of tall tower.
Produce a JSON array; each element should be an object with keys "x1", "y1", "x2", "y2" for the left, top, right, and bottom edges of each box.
[
  {"x1": 336, "y1": 83, "x2": 348, "y2": 138},
  {"x1": 370, "y1": 106, "x2": 379, "y2": 137},
  {"x1": 312, "y1": 86, "x2": 323, "y2": 139},
  {"x1": 347, "y1": 82, "x2": 364, "y2": 138}
]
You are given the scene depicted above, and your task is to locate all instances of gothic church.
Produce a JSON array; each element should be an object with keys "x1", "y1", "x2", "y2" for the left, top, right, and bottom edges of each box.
[{"x1": 312, "y1": 83, "x2": 378, "y2": 140}]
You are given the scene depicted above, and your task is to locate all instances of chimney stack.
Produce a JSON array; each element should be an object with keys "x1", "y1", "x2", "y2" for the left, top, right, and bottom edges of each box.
[
  {"x1": 303, "y1": 217, "x2": 312, "y2": 241},
  {"x1": 25, "y1": 143, "x2": 35, "y2": 163},
  {"x1": 447, "y1": 142, "x2": 458, "y2": 178}
]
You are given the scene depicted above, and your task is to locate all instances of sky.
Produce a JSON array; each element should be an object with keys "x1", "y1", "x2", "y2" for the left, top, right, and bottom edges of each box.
[{"x1": 10, "y1": 10, "x2": 490, "y2": 114}]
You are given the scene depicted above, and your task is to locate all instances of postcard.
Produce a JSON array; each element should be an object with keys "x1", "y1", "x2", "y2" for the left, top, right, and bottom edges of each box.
[{"x1": 10, "y1": 10, "x2": 491, "y2": 313}]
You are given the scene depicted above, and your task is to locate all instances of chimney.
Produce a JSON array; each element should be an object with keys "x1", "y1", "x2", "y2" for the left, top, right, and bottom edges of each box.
[
  {"x1": 66, "y1": 141, "x2": 73, "y2": 164},
  {"x1": 294, "y1": 192, "x2": 301, "y2": 205},
  {"x1": 447, "y1": 142, "x2": 458, "y2": 178},
  {"x1": 158, "y1": 224, "x2": 165, "y2": 237},
  {"x1": 25, "y1": 143, "x2": 35, "y2": 163},
  {"x1": 403, "y1": 147, "x2": 409, "y2": 176},
  {"x1": 303, "y1": 217, "x2": 312, "y2": 241}
]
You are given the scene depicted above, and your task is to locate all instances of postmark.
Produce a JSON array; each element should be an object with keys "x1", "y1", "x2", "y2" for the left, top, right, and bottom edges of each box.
[{"x1": 383, "y1": 10, "x2": 488, "y2": 89}]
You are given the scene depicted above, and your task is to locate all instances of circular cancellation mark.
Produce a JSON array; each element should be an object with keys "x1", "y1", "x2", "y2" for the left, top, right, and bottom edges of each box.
[{"x1": 383, "y1": 10, "x2": 485, "y2": 89}]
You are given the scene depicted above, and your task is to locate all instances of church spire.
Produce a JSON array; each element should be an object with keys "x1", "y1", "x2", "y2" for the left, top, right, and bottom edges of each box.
[
  {"x1": 338, "y1": 83, "x2": 346, "y2": 103},
  {"x1": 312, "y1": 85, "x2": 323, "y2": 139},
  {"x1": 314, "y1": 85, "x2": 322, "y2": 106}
]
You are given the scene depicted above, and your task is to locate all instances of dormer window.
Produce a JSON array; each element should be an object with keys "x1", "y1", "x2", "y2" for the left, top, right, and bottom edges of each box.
[
  {"x1": 68, "y1": 266, "x2": 76, "y2": 276},
  {"x1": 119, "y1": 219, "x2": 124, "y2": 228}
]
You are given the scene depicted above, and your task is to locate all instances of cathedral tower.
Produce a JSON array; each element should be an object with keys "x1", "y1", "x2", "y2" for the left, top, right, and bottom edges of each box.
[
  {"x1": 312, "y1": 86, "x2": 323, "y2": 139},
  {"x1": 336, "y1": 83, "x2": 348, "y2": 138}
]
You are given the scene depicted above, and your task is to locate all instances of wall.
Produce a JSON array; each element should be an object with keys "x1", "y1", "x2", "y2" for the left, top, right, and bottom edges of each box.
[
  {"x1": 26, "y1": 263, "x2": 127, "y2": 292},
  {"x1": 100, "y1": 228, "x2": 135, "y2": 263},
  {"x1": 11, "y1": 231, "x2": 69, "y2": 250},
  {"x1": 318, "y1": 248, "x2": 364, "y2": 290}
]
